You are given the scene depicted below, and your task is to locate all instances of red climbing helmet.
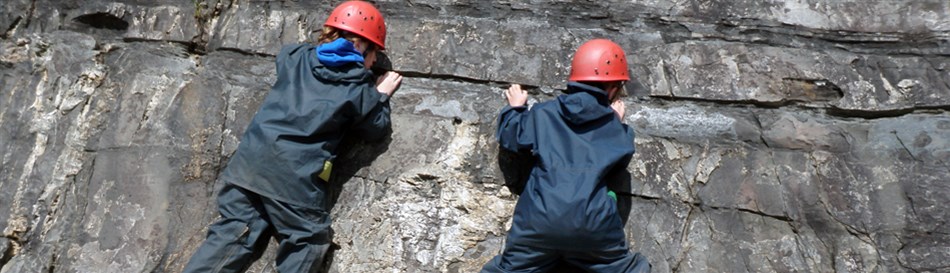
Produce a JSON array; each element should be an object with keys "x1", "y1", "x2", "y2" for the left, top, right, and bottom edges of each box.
[
  {"x1": 568, "y1": 39, "x2": 629, "y2": 82},
  {"x1": 324, "y1": 1, "x2": 386, "y2": 50}
]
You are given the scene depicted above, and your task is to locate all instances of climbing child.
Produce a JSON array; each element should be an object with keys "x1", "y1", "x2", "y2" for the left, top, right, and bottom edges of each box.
[
  {"x1": 482, "y1": 39, "x2": 651, "y2": 273},
  {"x1": 183, "y1": 1, "x2": 401, "y2": 272}
]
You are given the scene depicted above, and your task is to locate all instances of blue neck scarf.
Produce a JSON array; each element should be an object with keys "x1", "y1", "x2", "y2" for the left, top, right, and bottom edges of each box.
[{"x1": 316, "y1": 38, "x2": 365, "y2": 67}]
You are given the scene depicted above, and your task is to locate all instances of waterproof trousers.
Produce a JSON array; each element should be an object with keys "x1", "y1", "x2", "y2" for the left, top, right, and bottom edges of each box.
[
  {"x1": 480, "y1": 240, "x2": 651, "y2": 273},
  {"x1": 182, "y1": 183, "x2": 331, "y2": 273}
]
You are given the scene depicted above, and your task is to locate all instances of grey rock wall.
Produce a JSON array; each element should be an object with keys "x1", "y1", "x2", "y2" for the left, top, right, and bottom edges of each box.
[{"x1": 1, "y1": 0, "x2": 948, "y2": 272}]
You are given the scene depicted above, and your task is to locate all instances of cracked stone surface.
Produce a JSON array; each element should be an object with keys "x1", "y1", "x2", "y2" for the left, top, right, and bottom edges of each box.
[{"x1": 1, "y1": 1, "x2": 949, "y2": 273}]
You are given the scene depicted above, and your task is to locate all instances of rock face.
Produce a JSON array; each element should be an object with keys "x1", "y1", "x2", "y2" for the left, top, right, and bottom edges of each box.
[{"x1": 1, "y1": 0, "x2": 948, "y2": 272}]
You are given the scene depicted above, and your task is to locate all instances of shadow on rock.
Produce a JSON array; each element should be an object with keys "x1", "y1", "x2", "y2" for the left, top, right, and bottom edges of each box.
[
  {"x1": 606, "y1": 165, "x2": 634, "y2": 226},
  {"x1": 319, "y1": 130, "x2": 392, "y2": 273},
  {"x1": 496, "y1": 148, "x2": 536, "y2": 195}
]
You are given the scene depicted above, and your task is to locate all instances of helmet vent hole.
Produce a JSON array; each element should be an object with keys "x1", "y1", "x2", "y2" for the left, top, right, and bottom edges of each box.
[
  {"x1": 334, "y1": 17, "x2": 338, "y2": 22},
  {"x1": 359, "y1": 11, "x2": 363, "y2": 15},
  {"x1": 606, "y1": 60, "x2": 611, "y2": 65},
  {"x1": 606, "y1": 72, "x2": 610, "y2": 75},
  {"x1": 347, "y1": 13, "x2": 351, "y2": 16},
  {"x1": 371, "y1": 16, "x2": 374, "y2": 20}
]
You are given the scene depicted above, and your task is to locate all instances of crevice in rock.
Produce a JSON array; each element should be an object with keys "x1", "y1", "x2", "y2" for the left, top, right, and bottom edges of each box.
[
  {"x1": 73, "y1": 13, "x2": 129, "y2": 31},
  {"x1": 819, "y1": 198, "x2": 875, "y2": 249},
  {"x1": 644, "y1": 16, "x2": 692, "y2": 45},
  {"x1": 186, "y1": 41, "x2": 207, "y2": 56},
  {"x1": 648, "y1": 16, "x2": 949, "y2": 57},
  {"x1": 1, "y1": 0, "x2": 34, "y2": 38},
  {"x1": 904, "y1": 195, "x2": 921, "y2": 228},
  {"x1": 650, "y1": 94, "x2": 801, "y2": 110},
  {"x1": 681, "y1": 166, "x2": 697, "y2": 202},
  {"x1": 397, "y1": 71, "x2": 543, "y2": 94},
  {"x1": 751, "y1": 112, "x2": 771, "y2": 149},
  {"x1": 0, "y1": 237, "x2": 14, "y2": 268},
  {"x1": 729, "y1": 205, "x2": 793, "y2": 222},
  {"x1": 811, "y1": 31, "x2": 948, "y2": 58},
  {"x1": 134, "y1": 101, "x2": 151, "y2": 135},
  {"x1": 824, "y1": 234, "x2": 838, "y2": 273},
  {"x1": 122, "y1": 38, "x2": 201, "y2": 56},
  {"x1": 213, "y1": 64, "x2": 232, "y2": 187},
  {"x1": 190, "y1": 0, "x2": 233, "y2": 54},
  {"x1": 46, "y1": 251, "x2": 57, "y2": 273},
  {"x1": 892, "y1": 130, "x2": 920, "y2": 161},
  {"x1": 768, "y1": 151, "x2": 800, "y2": 233},
  {"x1": 215, "y1": 47, "x2": 274, "y2": 58},
  {"x1": 780, "y1": 78, "x2": 844, "y2": 102},
  {"x1": 832, "y1": 165, "x2": 878, "y2": 248},
  {"x1": 895, "y1": 241, "x2": 921, "y2": 273},
  {"x1": 1, "y1": 16, "x2": 22, "y2": 40},
  {"x1": 23, "y1": 0, "x2": 35, "y2": 31},
  {"x1": 614, "y1": 192, "x2": 662, "y2": 201},
  {"x1": 662, "y1": 62, "x2": 681, "y2": 98},
  {"x1": 826, "y1": 106, "x2": 950, "y2": 120},
  {"x1": 670, "y1": 204, "x2": 695, "y2": 273}
]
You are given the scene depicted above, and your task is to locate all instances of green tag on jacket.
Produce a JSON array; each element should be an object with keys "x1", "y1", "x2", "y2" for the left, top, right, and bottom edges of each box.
[{"x1": 318, "y1": 161, "x2": 333, "y2": 182}]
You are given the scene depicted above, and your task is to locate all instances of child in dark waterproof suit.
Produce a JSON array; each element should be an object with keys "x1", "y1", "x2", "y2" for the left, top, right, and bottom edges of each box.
[
  {"x1": 182, "y1": 1, "x2": 402, "y2": 272},
  {"x1": 481, "y1": 39, "x2": 651, "y2": 273}
]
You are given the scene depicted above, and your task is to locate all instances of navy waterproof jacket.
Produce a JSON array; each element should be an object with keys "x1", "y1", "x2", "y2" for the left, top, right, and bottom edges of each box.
[
  {"x1": 496, "y1": 82, "x2": 635, "y2": 250},
  {"x1": 220, "y1": 43, "x2": 390, "y2": 209}
]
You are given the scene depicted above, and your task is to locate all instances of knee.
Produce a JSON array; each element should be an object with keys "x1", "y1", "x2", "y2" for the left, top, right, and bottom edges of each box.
[{"x1": 208, "y1": 219, "x2": 251, "y2": 241}]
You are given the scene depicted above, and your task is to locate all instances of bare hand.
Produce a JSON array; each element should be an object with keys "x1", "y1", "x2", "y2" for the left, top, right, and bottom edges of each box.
[
  {"x1": 611, "y1": 100, "x2": 625, "y2": 121},
  {"x1": 505, "y1": 84, "x2": 528, "y2": 107},
  {"x1": 376, "y1": 71, "x2": 403, "y2": 97}
]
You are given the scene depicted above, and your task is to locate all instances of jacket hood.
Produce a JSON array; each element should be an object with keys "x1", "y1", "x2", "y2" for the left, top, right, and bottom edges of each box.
[
  {"x1": 310, "y1": 39, "x2": 373, "y2": 83},
  {"x1": 311, "y1": 48, "x2": 373, "y2": 84},
  {"x1": 317, "y1": 38, "x2": 365, "y2": 66},
  {"x1": 557, "y1": 82, "x2": 615, "y2": 125}
]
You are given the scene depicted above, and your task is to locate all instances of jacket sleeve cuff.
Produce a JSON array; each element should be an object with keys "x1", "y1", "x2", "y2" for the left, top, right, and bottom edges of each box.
[
  {"x1": 503, "y1": 105, "x2": 528, "y2": 112},
  {"x1": 378, "y1": 93, "x2": 390, "y2": 103}
]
